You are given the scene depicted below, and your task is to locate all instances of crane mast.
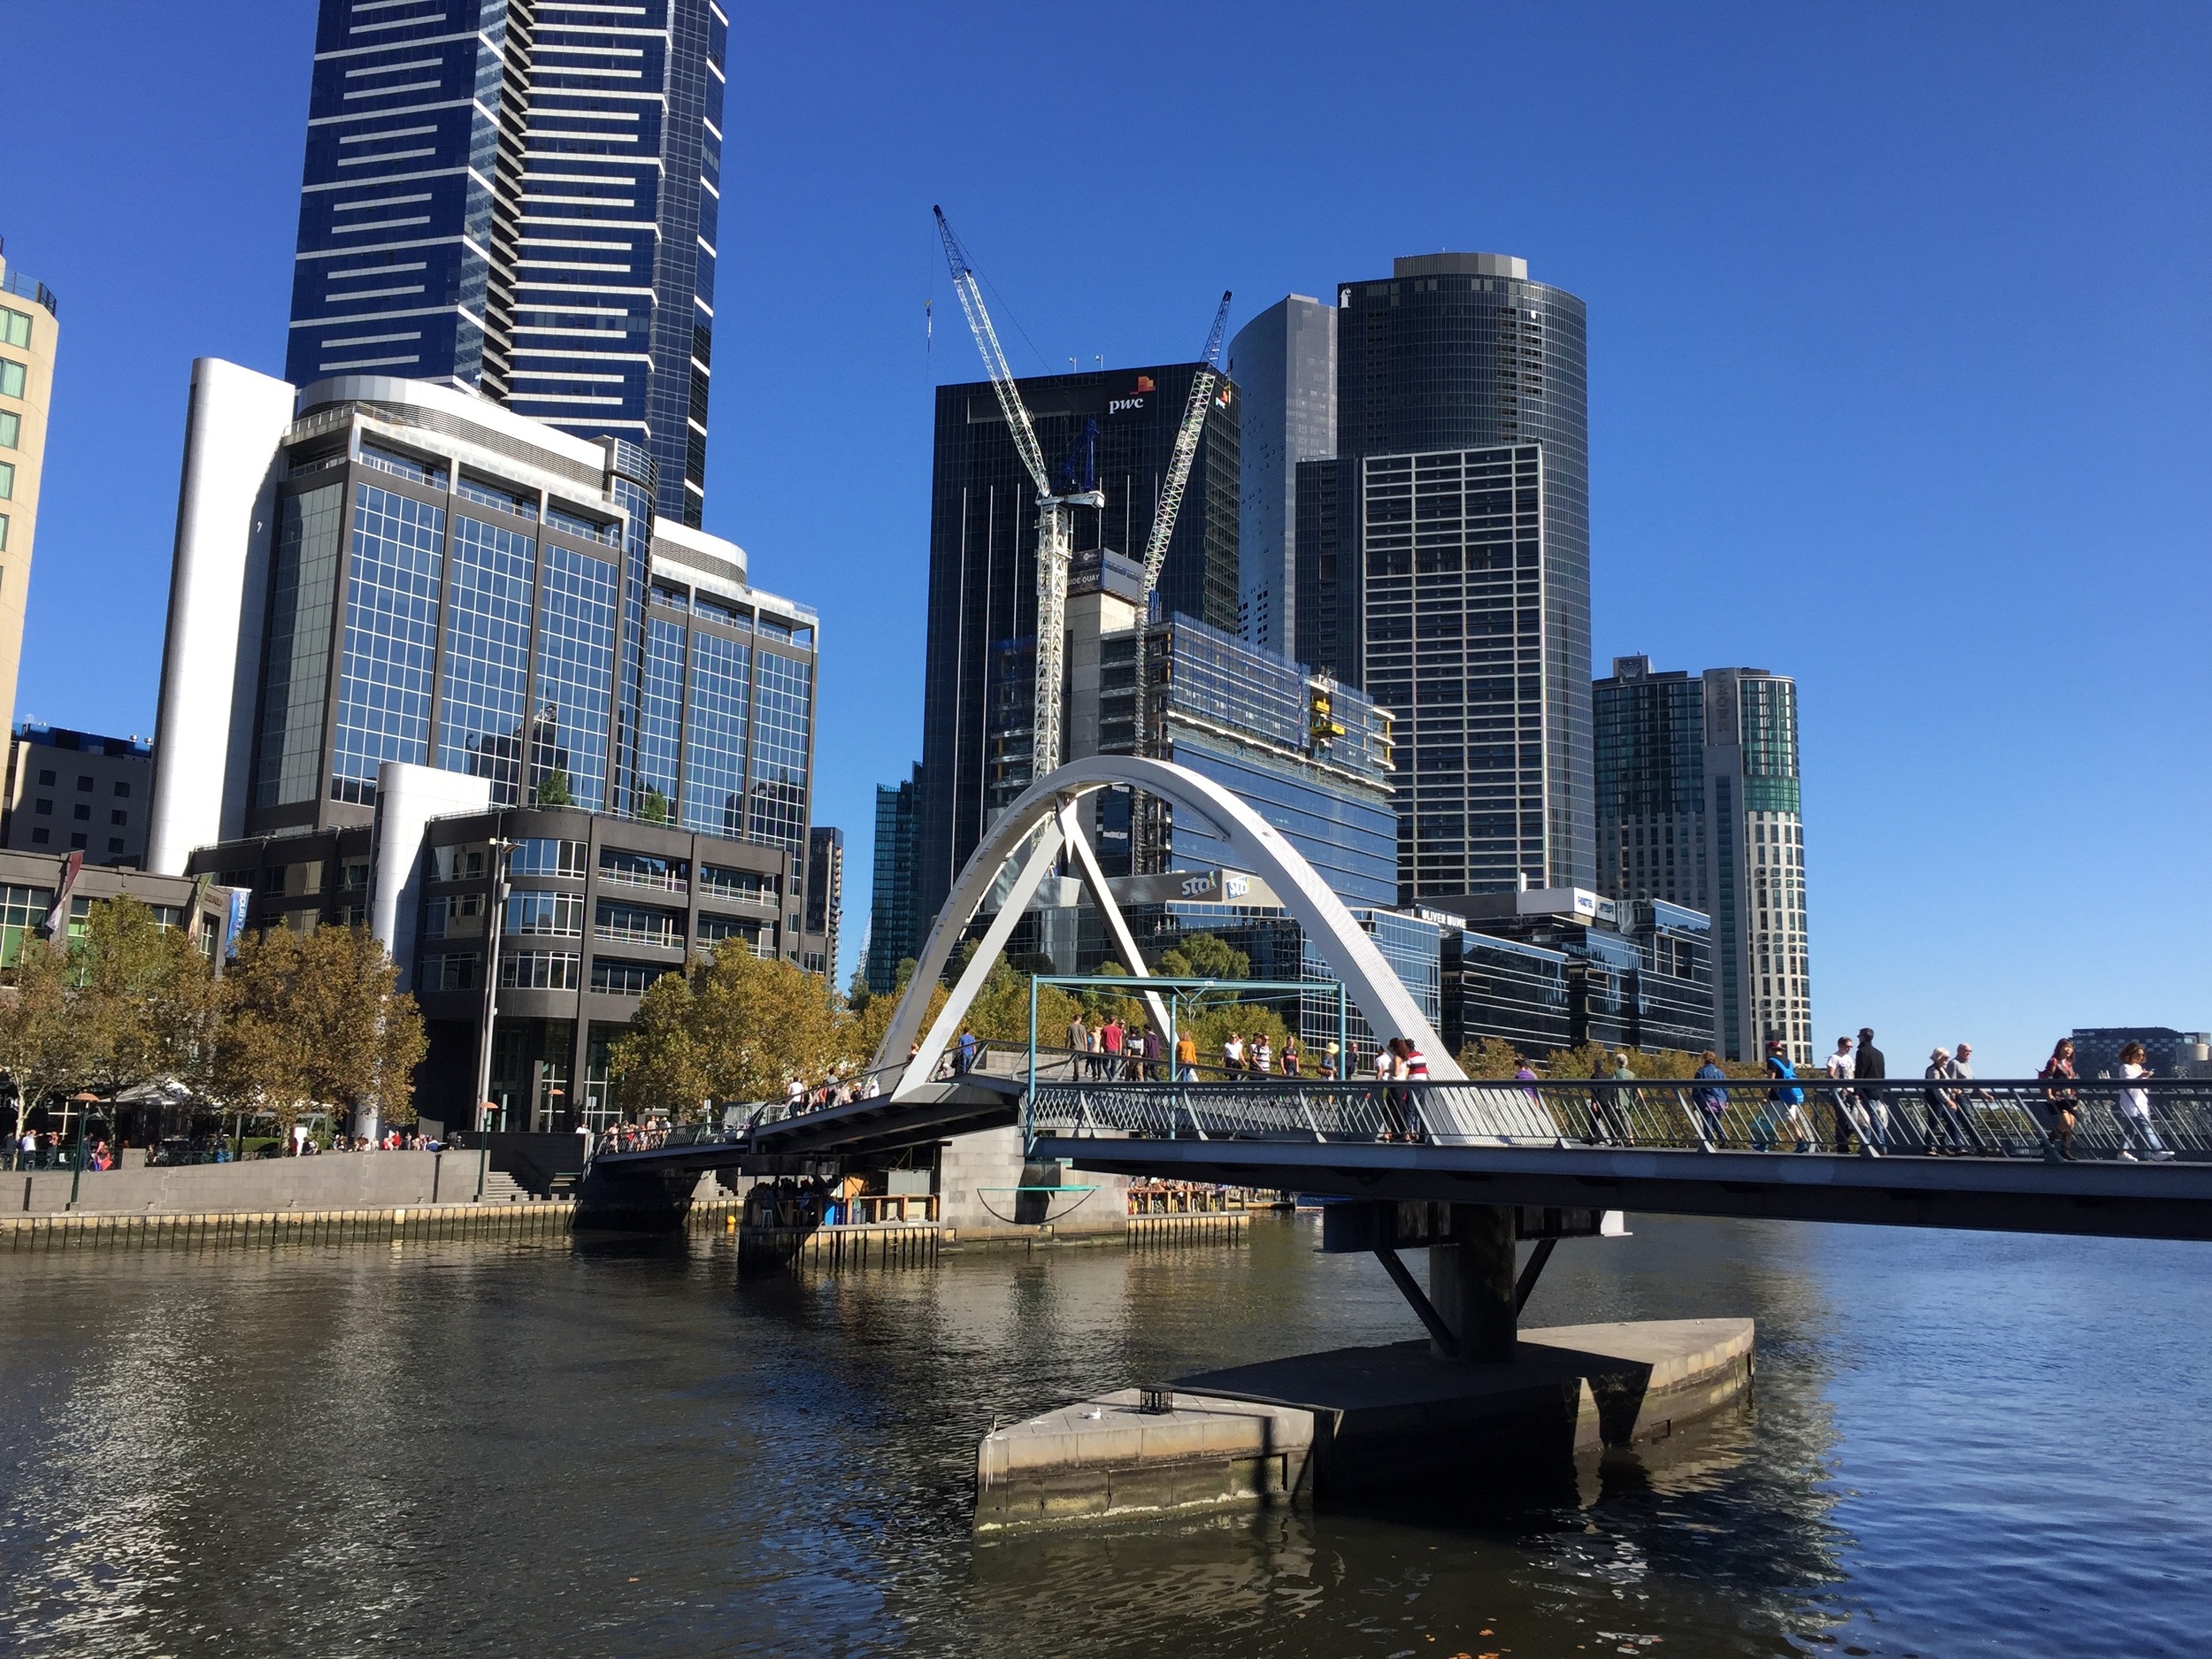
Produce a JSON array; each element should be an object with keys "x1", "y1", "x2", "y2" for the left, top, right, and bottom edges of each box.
[
  {"x1": 1131, "y1": 291, "x2": 1233, "y2": 760},
  {"x1": 933, "y1": 206, "x2": 1102, "y2": 784}
]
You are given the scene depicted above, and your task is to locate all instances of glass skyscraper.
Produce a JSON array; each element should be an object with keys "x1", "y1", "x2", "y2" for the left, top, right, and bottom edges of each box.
[
  {"x1": 1324, "y1": 253, "x2": 1593, "y2": 900},
  {"x1": 915, "y1": 363, "x2": 1240, "y2": 932},
  {"x1": 1594, "y1": 656, "x2": 1809, "y2": 1062},
  {"x1": 1228, "y1": 296, "x2": 1335, "y2": 660},
  {"x1": 286, "y1": 0, "x2": 726, "y2": 527},
  {"x1": 866, "y1": 763, "x2": 922, "y2": 995}
]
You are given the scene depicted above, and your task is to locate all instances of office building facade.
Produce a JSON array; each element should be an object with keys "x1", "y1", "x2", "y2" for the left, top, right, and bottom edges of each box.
[
  {"x1": 2069, "y1": 1027, "x2": 2212, "y2": 1081},
  {"x1": 184, "y1": 798, "x2": 789, "y2": 1133},
  {"x1": 1229, "y1": 296, "x2": 1335, "y2": 660},
  {"x1": 866, "y1": 762, "x2": 922, "y2": 994},
  {"x1": 1594, "y1": 656, "x2": 1808, "y2": 1062},
  {"x1": 1441, "y1": 888, "x2": 1714, "y2": 1062},
  {"x1": 0, "y1": 242, "x2": 58, "y2": 729},
  {"x1": 147, "y1": 366, "x2": 821, "y2": 962},
  {"x1": 286, "y1": 0, "x2": 728, "y2": 526},
  {"x1": 1325, "y1": 253, "x2": 1593, "y2": 900},
  {"x1": 2, "y1": 726, "x2": 154, "y2": 866},
  {"x1": 802, "y1": 824, "x2": 842, "y2": 978},
  {"x1": 916, "y1": 362, "x2": 1239, "y2": 930}
]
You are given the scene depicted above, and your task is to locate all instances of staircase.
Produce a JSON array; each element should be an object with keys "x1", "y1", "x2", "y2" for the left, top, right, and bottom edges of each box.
[{"x1": 478, "y1": 1171, "x2": 529, "y2": 1204}]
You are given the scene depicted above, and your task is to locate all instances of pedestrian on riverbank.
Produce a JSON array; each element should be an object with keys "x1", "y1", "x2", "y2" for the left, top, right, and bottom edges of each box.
[
  {"x1": 1855, "y1": 1027, "x2": 1889, "y2": 1149},
  {"x1": 2039, "y1": 1037, "x2": 2080, "y2": 1161},
  {"x1": 2115, "y1": 1041, "x2": 2174, "y2": 1161}
]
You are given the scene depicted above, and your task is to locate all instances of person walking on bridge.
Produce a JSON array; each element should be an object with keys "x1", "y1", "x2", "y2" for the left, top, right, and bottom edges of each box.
[
  {"x1": 1855, "y1": 1027, "x2": 1890, "y2": 1149},
  {"x1": 1825, "y1": 1036, "x2": 1863, "y2": 1154},
  {"x1": 1693, "y1": 1051, "x2": 1729, "y2": 1150},
  {"x1": 2115, "y1": 1041, "x2": 2175, "y2": 1161},
  {"x1": 1175, "y1": 1028, "x2": 1198, "y2": 1083},
  {"x1": 1765, "y1": 1040, "x2": 1811, "y2": 1152},
  {"x1": 1946, "y1": 1041, "x2": 1997, "y2": 1154},
  {"x1": 1102, "y1": 1016, "x2": 1125, "y2": 1080},
  {"x1": 1922, "y1": 1048, "x2": 1971, "y2": 1152},
  {"x1": 1066, "y1": 1012, "x2": 1089, "y2": 1075},
  {"x1": 2039, "y1": 1037, "x2": 2081, "y2": 1161}
]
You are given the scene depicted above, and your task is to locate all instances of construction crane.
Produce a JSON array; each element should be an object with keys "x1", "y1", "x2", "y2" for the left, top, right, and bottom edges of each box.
[
  {"x1": 933, "y1": 205, "x2": 1102, "y2": 783},
  {"x1": 1131, "y1": 290, "x2": 1233, "y2": 758}
]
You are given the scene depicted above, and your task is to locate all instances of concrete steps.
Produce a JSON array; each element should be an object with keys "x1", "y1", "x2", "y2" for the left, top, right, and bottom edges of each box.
[{"x1": 478, "y1": 1171, "x2": 529, "y2": 1204}]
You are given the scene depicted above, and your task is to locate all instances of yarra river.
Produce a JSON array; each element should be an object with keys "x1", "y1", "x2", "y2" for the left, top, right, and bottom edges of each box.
[{"x1": 3, "y1": 1213, "x2": 2208, "y2": 1657}]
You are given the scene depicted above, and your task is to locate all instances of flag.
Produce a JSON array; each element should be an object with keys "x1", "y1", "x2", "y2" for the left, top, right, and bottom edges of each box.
[{"x1": 35, "y1": 850, "x2": 83, "y2": 941}]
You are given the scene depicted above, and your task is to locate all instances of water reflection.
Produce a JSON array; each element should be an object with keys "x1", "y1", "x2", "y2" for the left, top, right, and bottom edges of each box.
[{"x1": 2, "y1": 1216, "x2": 2208, "y2": 1657}]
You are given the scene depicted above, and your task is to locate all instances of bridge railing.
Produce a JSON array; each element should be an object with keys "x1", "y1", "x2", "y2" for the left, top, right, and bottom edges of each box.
[{"x1": 1028, "y1": 1077, "x2": 2212, "y2": 1163}]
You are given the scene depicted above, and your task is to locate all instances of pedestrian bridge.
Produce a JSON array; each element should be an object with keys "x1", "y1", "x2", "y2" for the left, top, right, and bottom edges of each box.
[{"x1": 589, "y1": 750, "x2": 2212, "y2": 1242}]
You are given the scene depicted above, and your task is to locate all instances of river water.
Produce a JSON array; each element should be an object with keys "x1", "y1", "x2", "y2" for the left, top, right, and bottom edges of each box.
[{"x1": 2, "y1": 1214, "x2": 2208, "y2": 1657}]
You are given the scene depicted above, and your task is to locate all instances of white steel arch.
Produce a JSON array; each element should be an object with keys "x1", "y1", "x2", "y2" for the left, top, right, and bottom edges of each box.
[{"x1": 873, "y1": 756, "x2": 1463, "y2": 1097}]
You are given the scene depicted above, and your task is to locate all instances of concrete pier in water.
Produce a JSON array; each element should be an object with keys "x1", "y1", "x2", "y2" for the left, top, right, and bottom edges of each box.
[{"x1": 974, "y1": 1317, "x2": 1754, "y2": 1530}]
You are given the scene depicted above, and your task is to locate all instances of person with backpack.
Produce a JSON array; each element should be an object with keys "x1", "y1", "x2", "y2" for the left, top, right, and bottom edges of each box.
[
  {"x1": 2039, "y1": 1037, "x2": 2080, "y2": 1162},
  {"x1": 1765, "y1": 1040, "x2": 1811, "y2": 1152}
]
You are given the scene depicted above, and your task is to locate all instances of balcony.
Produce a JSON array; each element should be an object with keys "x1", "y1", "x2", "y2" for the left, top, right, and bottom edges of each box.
[
  {"x1": 595, "y1": 921, "x2": 684, "y2": 950},
  {"x1": 597, "y1": 865, "x2": 687, "y2": 895}
]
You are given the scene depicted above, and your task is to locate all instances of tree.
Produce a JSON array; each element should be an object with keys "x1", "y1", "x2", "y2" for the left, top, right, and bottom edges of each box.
[
  {"x1": 1156, "y1": 931, "x2": 1249, "y2": 982},
  {"x1": 840, "y1": 956, "x2": 945, "y2": 1070},
  {"x1": 212, "y1": 926, "x2": 426, "y2": 1136},
  {"x1": 605, "y1": 972, "x2": 710, "y2": 1119},
  {"x1": 1457, "y1": 1036, "x2": 1525, "y2": 1078},
  {"x1": 638, "y1": 787, "x2": 670, "y2": 825},
  {"x1": 0, "y1": 933, "x2": 81, "y2": 1120},
  {"x1": 534, "y1": 767, "x2": 572, "y2": 808},
  {"x1": 613, "y1": 946, "x2": 842, "y2": 1114},
  {"x1": 72, "y1": 897, "x2": 219, "y2": 1098}
]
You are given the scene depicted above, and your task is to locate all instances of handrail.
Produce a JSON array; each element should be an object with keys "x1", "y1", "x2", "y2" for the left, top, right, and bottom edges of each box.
[{"x1": 1027, "y1": 1077, "x2": 2212, "y2": 1164}]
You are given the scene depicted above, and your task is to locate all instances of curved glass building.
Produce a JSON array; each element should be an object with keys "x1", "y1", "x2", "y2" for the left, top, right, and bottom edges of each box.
[{"x1": 1326, "y1": 252, "x2": 1592, "y2": 900}]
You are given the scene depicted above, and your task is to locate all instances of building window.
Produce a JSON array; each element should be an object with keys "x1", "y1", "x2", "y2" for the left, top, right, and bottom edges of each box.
[
  {"x1": 68, "y1": 833, "x2": 85, "y2": 849},
  {"x1": 113, "y1": 781, "x2": 129, "y2": 798},
  {"x1": 510, "y1": 838, "x2": 587, "y2": 878},
  {"x1": 0, "y1": 882, "x2": 50, "y2": 964},
  {"x1": 0, "y1": 462, "x2": 13, "y2": 501},
  {"x1": 33, "y1": 798, "x2": 49, "y2": 816},
  {"x1": 110, "y1": 810, "x2": 127, "y2": 826},
  {"x1": 35, "y1": 769, "x2": 50, "y2": 787},
  {"x1": 75, "y1": 775, "x2": 91, "y2": 792},
  {"x1": 595, "y1": 899, "x2": 683, "y2": 949},
  {"x1": 506, "y1": 889, "x2": 584, "y2": 937},
  {"x1": 500, "y1": 950, "x2": 580, "y2": 991},
  {"x1": 0, "y1": 359, "x2": 22, "y2": 399},
  {"x1": 329, "y1": 483, "x2": 444, "y2": 805},
  {"x1": 683, "y1": 629, "x2": 748, "y2": 836},
  {"x1": 437, "y1": 513, "x2": 537, "y2": 804},
  {"x1": 29, "y1": 828, "x2": 46, "y2": 845},
  {"x1": 0, "y1": 308, "x2": 29, "y2": 350},
  {"x1": 532, "y1": 542, "x2": 617, "y2": 810},
  {"x1": 0, "y1": 411, "x2": 17, "y2": 449},
  {"x1": 71, "y1": 804, "x2": 88, "y2": 822},
  {"x1": 419, "y1": 954, "x2": 480, "y2": 992},
  {"x1": 590, "y1": 957, "x2": 668, "y2": 997},
  {"x1": 107, "y1": 838, "x2": 125, "y2": 855}
]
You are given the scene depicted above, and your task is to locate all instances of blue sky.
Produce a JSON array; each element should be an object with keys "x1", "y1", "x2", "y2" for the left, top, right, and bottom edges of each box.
[{"x1": 5, "y1": 3, "x2": 2206, "y2": 1072}]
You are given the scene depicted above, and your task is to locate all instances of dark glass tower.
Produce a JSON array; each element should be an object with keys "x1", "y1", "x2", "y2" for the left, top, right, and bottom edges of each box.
[
  {"x1": 914, "y1": 364, "x2": 1240, "y2": 929},
  {"x1": 1331, "y1": 252, "x2": 1592, "y2": 898},
  {"x1": 285, "y1": 0, "x2": 726, "y2": 527}
]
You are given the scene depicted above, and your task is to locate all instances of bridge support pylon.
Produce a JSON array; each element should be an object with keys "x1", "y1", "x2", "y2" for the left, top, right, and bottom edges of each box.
[{"x1": 1429, "y1": 1204, "x2": 1518, "y2": 1362}]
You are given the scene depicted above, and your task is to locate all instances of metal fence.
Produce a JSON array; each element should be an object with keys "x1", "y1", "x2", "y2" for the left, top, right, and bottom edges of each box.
[{"x1": 1027, "y1": 1077, "x2": 2212, "y2": 1164}]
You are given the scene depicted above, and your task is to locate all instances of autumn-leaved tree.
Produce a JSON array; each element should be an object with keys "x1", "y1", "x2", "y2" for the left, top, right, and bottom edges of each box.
[
  {"x1": 73, "y1": 897, "x2": 220, "y2": 1098},
  {"x1": 0, "y1": 929, "x2": 81, "y2": 1115},
  {"x1": 613, "y1": 946, "x2": 842, "y2": 1115},
  {"x1": 1457, "y1": 1036, "x2": 1526, "y2": 1078},
  {"x1": 213, "y1": 926, "x2": 427, "y2": 1136}
]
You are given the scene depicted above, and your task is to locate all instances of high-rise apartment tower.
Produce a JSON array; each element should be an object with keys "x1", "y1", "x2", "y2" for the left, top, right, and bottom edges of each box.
[
  {"x1": 1594, "y1": 656, "x2": 1809, "y2": 1062},
  {"x1": 1323, "y1": 253, "x2": 1593, "y2": 902},
  {"x1": 0, "y1": 242, "x2": 58, "y2": 728},
  {"x1": 286, "y1": 0, "x2": 727, "y2": 527},
  {"x1": 1229, "y1": 296, "x2": 1335, "y2": 660}
]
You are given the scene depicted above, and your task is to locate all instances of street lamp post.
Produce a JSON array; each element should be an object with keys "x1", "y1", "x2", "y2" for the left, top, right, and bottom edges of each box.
[{"x1": 473, "y1": 833, "x2": 517, "y2": 1202}]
